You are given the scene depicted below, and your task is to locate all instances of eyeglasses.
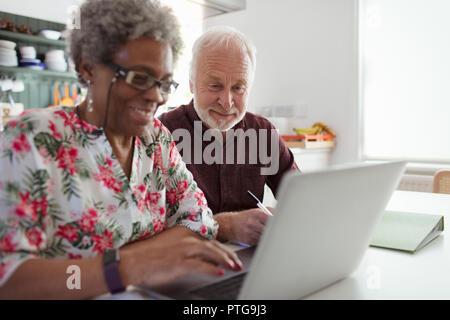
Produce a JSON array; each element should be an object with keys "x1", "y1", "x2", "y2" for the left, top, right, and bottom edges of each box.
[{"x1": 107, "y1": 61, "x2": 179, "y2": 95}]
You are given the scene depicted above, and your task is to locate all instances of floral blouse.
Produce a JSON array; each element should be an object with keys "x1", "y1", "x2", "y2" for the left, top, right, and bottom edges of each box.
[{"x1": 0, "y1": 106, "x2": 218, "y2": 286}]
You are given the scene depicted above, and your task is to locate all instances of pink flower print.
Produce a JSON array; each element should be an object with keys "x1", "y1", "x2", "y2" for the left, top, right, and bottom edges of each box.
[
  {"x1": 169, "y1": 145, "x2": 179, "y2": 168},
  {"x1": 55, "y1": 224, "x2": 79, "y2": 243},
  {"x1": 152, "y1": 118, "x2": 162, "y2": 130},
  {"x1": 92, "y1": 229, "x2": 114, "y2": 254},
  {"x1": 78, "y1": 216, "x2": 95, "y2": 233},
  {"x1": 138, "y1": 184, "x2": 147, "y2": 195},
  {"x1": 107, "y1": 205, "x2": 117, "y2": 215},
  {"x1": 48, "y1": 120, "x2": 62, "y2": 140},
  {"x1": 0, "y1": 231, "x2": 17, "y2": 252},
  {"x1": 195, "y1": 191, "x2": 207, "y2": 209},
  {"x1": 11, "y1": 134, "x2": 31, "y2": 154},
  {"x1": 8, "y1": 120, "x2": 17, "y2": 128},
  {"x1": 166, "y1": 188, "x2": 178, "y2": 206},
  {"x1": 46, "y1": 179, "x2": 55, "y2": 194},
  {"x1": 78, "y1": 208, "x2": 98, "y2": 233},
  {"x1": 25, "y1": 227, "x2": 45, "y2": 249},
  {"x1": 70, "y1": 210, "x2": 81, "y2": 220},
  {"x1": 81, "y1": 235, "x2": 92, "y2": 246},
  {"x1": 14, "y1": 192, "x2": 35, "y2": 220},
  {"x1": 31, "y1": 197, "x2": 48, "y2": 218},
  {"x1": 55, "y1": 110, "x2": 84, "y2": 132},
  {"x1": 153, "y1": 145, "x2": 163, "y2": 169},
  {"x1": 68, "y1": 253, "x2": 82, "y2": 259},
  {"x1": 146, "y1": 192, "x2": 161, "y2": 206},
  {"x1": 94, "y1": 160, "x2": 123, "y2": 194},
  {"x1": 56, "y1": 145, "x2": 79, "y2": 175},
  {"x1": 135, "y1": 137, "x2": 142, "y2": 147},
  {"x1": 153, "y1": 219, "x2": 164, "y2": 233},
  {"x1": 187, "y1": 208, "x2": 199, "y2": 222},
  {"x1": 38, "y1": 146, "x2": 50, "y2": 160},
  {"x1": 177, "y1": 180, "x2": 189, "y2": 194},
  {"x1": 137, "y1": 198, "x2": 145, "y2": 212},
  {"x1": 201, "y1": 225, "x2": 207, "y2": 235}
]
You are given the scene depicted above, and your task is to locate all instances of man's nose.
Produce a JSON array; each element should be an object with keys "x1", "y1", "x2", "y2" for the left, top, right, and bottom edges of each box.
[{"x1": 218, "y1": 89, "x2": 234, "y2": 111}]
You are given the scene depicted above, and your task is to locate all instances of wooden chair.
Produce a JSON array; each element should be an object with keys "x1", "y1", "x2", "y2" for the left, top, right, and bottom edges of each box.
[{"x1": 433, "y1": 170, "x2": 450, "y2": 194}]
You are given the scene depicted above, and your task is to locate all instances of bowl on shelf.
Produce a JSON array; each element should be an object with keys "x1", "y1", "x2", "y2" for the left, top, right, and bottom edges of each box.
[
  {"x1": 45, "y1": 60, "x2": 67, "y2": 72},
  {"x1": 20, "y1": 58, "x2": 41, "y2": 63},
  {"x1": 19, "y1": 59, "x2": 43, "y2": 68},
  {"x1": 19, "y1": 46, "x2": 37, "y2": 59},
  {"x1": 0, "y1": 47, "x2": 17, "y2": 56},
  {"x1": 38, "y1": 29, "x2": 62, "y2": 40},
  {"x1": 0, "y1": 55, "x2": 18, "y2": 67},
  {"x1": 45, "y1": 49, "x2": 65, "y2": 59},
  {"x1": 0, "y1": 40, "x2": 17, "y2": 50}
]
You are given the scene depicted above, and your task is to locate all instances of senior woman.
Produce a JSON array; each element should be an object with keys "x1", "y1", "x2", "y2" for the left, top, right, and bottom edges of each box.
[{"x1": 0, "y1": 0, "x2": 242, "y2": 299}]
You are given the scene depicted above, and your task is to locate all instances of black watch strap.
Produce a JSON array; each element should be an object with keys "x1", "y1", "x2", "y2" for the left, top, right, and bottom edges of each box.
[{"x1": 103, "y1": 249, "x2": 126, "y2": 294}]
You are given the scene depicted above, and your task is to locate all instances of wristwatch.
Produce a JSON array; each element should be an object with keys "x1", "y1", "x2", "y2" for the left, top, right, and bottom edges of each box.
[{"x1": 103, "y1": 248, "x2": 126, "y2": 294}]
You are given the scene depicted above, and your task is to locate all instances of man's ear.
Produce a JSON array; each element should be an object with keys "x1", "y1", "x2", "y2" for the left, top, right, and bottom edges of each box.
[
  {"x1": 78, "y1": 59, "x2": 94, "y2": 83},
  {"x1": 189, "y1": 80, "x2": 194, "y2": 94}
]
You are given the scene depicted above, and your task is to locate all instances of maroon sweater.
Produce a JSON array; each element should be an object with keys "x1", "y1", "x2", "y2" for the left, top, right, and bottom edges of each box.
[{"x1": 159, "y1": 100, "x2": 298, "y2": 214}]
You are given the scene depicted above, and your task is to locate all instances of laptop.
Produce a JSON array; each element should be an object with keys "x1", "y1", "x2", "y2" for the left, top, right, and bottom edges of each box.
[{"x1": 140, "y1": 161, "x2": 406, "y2": 300}]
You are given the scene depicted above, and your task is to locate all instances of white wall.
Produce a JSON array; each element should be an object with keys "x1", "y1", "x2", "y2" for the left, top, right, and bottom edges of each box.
[
  {"x1": 204, "y1": 0, "x2": 360, "y2": 164},
  {"x1": 0, "y1": 0, "x2": 79, "y2": 24}
]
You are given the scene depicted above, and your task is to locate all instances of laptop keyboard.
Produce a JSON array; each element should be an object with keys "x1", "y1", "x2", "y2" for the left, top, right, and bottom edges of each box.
[{"x1": 190, "y1": 272, "x2": 247, "y2": 300}]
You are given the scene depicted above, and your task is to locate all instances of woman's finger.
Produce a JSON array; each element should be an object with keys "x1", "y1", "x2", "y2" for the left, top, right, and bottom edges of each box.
[
  {"x1": 211, "y1": 239, "x2": 244, "y2": 270},
  {"x1": 187, "y1": 240, "x2": 242, "y2": 271}
]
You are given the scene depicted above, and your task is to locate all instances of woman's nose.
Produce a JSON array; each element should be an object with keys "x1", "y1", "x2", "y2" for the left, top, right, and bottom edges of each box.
[{"x1": 141, "y1": 85, "x2": 166, "y2": 105}]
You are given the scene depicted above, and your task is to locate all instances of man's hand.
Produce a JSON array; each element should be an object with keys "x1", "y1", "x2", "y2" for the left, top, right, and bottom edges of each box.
[{"x1": 215, "y1": 207, "x2": 274, "y2": 246}]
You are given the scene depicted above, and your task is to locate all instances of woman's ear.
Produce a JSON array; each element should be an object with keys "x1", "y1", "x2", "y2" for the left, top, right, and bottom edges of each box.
[{"x1": 78, "y1": 59, "x2": 95, "y2": 84}]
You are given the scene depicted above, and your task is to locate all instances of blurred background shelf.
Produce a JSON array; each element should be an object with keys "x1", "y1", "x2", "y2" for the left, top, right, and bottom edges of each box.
[
  {"x1": 0, "y1": 30, "x2": 66, "y2": 47},
  {"x1": 0, "y1": 11, "x2": 79, "y2": 110},
  {"x1": 0, "y1": 65, "x2": 76, "y2": 79}
]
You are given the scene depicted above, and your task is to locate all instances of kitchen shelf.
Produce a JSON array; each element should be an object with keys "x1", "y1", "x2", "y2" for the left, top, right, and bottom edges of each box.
[
  {"x1": 0, "y1": 30, "x2": 66, "y2": 47},
  {"x1": 0, "y1": 66, "x2": 76, "y2": 79}
]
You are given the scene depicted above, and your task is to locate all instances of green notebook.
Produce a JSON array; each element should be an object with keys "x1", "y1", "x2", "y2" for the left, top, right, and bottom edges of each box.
[{"x1": 370, "y1": 210, "x2": 445, "y2": 253}]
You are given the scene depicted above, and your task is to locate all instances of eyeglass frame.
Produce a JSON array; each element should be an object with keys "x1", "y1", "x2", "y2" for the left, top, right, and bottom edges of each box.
[{"x1": 106, "y1": 61, "x2": 179, "y2": 95}]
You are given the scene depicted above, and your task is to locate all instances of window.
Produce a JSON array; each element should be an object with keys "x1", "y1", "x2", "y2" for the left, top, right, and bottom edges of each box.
[
  {"x1": 360, "y1": 0, "x2": 450, "y2": 164},
  {"x1": 156, "y1": 0, "x2": 203, "y2": 117}
]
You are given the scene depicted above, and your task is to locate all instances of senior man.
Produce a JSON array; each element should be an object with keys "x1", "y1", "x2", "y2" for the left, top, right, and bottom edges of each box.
[{"x1": 159, "y1": 26, "x2": 298, "y2": 246}]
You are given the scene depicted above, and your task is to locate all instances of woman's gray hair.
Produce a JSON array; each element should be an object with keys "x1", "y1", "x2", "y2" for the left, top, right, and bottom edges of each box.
[
  {"x1": 68, "y1": 0, "x2": 183, "y2": 86},
  {"x1": 189, "y1": 26, "x2": 257, "y2": 85}
]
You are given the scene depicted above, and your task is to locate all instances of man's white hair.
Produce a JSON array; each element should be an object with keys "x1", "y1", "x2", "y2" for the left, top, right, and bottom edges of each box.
[{"x1": 189, "y1": 25, "x2": 257, "y2": 85}]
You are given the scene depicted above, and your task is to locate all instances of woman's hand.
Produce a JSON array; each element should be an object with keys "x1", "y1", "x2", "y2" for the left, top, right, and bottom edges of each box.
[{"x1": 119, "y1": 226, "x2": 243, "y2": 288}]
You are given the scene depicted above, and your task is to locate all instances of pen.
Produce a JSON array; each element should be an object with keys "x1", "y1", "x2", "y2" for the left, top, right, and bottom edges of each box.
[{"x1": 247, "y1": 190, "x2": 273, "y2": 216}]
